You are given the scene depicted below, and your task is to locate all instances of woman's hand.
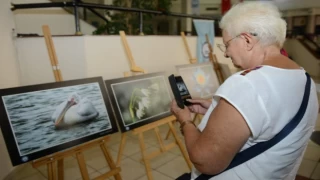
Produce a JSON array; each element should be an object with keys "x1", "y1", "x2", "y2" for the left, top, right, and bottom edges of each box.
[
  {"x1": 187, "y1": 98, "x2": 212, "y2": 115},
  {"x1": 170, "y1": 100, "x2": 192, "y2": 124}
]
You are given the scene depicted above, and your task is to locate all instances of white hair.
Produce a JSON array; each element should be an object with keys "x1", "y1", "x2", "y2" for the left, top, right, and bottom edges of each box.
[{"x1": 219, "y1": 1, "x2": 287, "y2": 47}]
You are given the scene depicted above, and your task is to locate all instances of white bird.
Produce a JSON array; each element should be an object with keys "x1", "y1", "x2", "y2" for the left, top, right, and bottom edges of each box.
[{"x1": 51, "y1": 93, "x2": 99, "y2": 128}]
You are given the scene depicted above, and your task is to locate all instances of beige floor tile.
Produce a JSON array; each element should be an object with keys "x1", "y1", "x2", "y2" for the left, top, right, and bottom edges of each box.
[
  {"x1": 316, "y1": 116, "x2": 320, "y2": 127},
  {"x1": 108, "y1": 132, "x2": 123, "y2": 146},
  {"x1": 168, "y1": 145, "x2": 188, "y2": 156},
  {"x1": 76, "y1": 171, "x2": 102, "y2": 180},
  {"x1": 97, "y1": 166, "x2": 122, "y2": 180},
  {"x1": 83, "y1": 146, "x2": 123, "y2": 170},
  {"x1": 20, "y1": 173, "x2": 46, "y2": 180},
  {"x1": 303, "y1": 145, "x2": 320, "y2": 161},
  {"x1": 164, "y1": 129, "x2": 184, "y2": 142},
  {"x1": 97, "y1": 167, "x2": 122, "y2": 180},
  {"x1": 83, "y1": 147, "x2": 108, "y2": 170},
  {"x1": 126, "y1": 131, "x2": 139, "y2": 139},
  {"x1": 311, "y1": 163, "x2": 320, "y2": 179},
  {"x1": 156, "y1": 156, "x2": 190, "y2": 179},
  {"x1": 135, "y1": 170, "x2": 174, "y2": 180},
  {"x1": 130, "y1": 146, "x2": 178, "y2": 169},
  {"x1": 140, "y1": 130, "x2": 161, "y2": 145},
  {"x1": 39, "y1": 158, "x2": 95, "y2": 180},
  {"x1": 308, "y1": 139, "x2": 320, "y2": 148},
  {"x1": 112, "y1": 158, "x2": 146, "y2": 180},
  {"x1": 9, "y1": 163, "x2": 39, "y2": 180},
  {"x1": 109, "y1": 136, "x2": 151, "y2": 157},
  {"x1": 297, "y1": 159, "x2": 318, "y2": 178}
]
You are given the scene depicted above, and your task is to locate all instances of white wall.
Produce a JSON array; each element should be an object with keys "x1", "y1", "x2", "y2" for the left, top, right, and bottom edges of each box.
[
  {"x1": 284, "y1": 39, "x2": 320, "y2": 77},
  {"x1": 13, "y1": 0, "x2": 96, "y2": 35},
  {"x1": 16, "y1": 37, "x2": 87, "y2": 85},
  {"x1": 15, "y1": 35, "x2": 238, "y2": 86},
  {"x1": 0, "y1": 0, "x2": 21, "y2": 179}
]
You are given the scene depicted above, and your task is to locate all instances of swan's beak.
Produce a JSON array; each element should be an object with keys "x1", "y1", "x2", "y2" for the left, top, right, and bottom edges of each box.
[{"x1": 54, "y1": 99, "x2": 76, "y2": 126}]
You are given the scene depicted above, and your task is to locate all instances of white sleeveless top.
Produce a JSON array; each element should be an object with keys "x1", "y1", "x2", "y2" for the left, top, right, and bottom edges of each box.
[{"x1": 191, "y1": 65, "x2": 319, "y2": 180}]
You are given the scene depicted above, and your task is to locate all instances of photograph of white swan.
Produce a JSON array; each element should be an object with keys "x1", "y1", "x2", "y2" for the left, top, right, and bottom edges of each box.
[{"x1": 51, "y1": 93, "x2": 99, "y2": 128}]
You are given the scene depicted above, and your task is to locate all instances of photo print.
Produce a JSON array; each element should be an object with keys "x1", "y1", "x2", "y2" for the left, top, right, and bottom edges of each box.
[
  {"x1": 0, "y1": 77, "x2": 118, "y2": 166},
  {"x1": 105, "y1": 72, "x2": 172, "y2": 132},
  {"x1": 176, "y1": 62, "x2": 220, "y2": 99}
]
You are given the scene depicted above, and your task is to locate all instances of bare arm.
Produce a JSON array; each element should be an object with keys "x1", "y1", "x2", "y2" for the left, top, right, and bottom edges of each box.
[{"x1": 178, "y1": 98, "x2": 251, "y2": 174}]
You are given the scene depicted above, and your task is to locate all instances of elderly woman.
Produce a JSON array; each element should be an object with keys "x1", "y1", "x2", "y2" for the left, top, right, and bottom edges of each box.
[{"x1": 171, "y1": 2, "x2": 319, "y2": 180}]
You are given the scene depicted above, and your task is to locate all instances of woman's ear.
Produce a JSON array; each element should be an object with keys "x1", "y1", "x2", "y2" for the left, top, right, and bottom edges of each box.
[{"x1": 240, "y1": 33, "x2": 255, "y2": 51}]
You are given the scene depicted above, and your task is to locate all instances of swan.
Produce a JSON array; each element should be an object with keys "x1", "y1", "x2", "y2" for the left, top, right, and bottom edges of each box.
[{"x1": 51, "y1": 93, "x2": 99, "y2": 128}]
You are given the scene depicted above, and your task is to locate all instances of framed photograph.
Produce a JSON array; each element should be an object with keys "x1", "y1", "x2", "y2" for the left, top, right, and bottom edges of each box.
[
  {"x1": 0, "y1": 77, "x2": 118, "y2": 166},
  {"x1": 105, "y1": 72, "x2": 172, "y2": 132},
  {"x1": 176, "y1": 62, "x2": 220, "y2": 99}
]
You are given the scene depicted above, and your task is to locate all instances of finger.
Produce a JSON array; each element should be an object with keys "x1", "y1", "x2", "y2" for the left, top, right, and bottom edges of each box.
[
  {"x1": 188, "y1": 106, "x2": 195, "y2": 113},
  {"x1": 186, "y1": 99, "x2": 203, "y2": 104},
  {"x1": 170, "y1": 100, "x2": 179, "y2": 113}
]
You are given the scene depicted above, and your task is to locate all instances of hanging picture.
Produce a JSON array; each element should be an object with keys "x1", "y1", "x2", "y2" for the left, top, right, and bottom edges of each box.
[
  {"x1": 176, "y1": 62, "x2": 220, "y2": 99},
  {"x1": 105, "y1": 72, "x2": 172, "y2": 132},
  {"x1": 0, "y1": 77, "x2": 118, "y2": 166}
]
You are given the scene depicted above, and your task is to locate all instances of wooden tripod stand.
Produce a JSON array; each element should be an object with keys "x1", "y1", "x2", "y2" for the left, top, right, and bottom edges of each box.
[
  {"x1": 34, "y1": 25, "x2": 122, "y2": 180},
  {"x1": 116, "y1": 31, "x2": 192, "y2": 180}
]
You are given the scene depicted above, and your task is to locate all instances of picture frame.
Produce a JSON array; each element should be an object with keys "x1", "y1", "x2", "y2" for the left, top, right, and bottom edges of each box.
[
  {"x1": 0, "y1": 77, "x2": 118, "y2": 166},
  {"x1": 105, "y1": 72, "x2": 172, "y2": 132},
  {"x1": 176, "y1": 62, "x2": 220, "y2": 99}
]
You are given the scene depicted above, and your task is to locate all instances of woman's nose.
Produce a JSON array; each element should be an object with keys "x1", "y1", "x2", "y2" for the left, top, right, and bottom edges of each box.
[{"x1": 224, "y1": 51, "x2": 229, "y2": 58}]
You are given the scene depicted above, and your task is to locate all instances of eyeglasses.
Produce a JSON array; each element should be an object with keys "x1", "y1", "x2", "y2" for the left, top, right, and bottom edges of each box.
[
  {"x1": 217, "y1": 33, "x2": 258, "y2": 53},
  {"x1": 217, "y1": 35, "x2": 240, "y2": 53}
]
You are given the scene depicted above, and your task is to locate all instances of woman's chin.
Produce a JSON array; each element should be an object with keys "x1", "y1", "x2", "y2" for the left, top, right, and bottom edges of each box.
[{"x1": 232, "y1": 62, "x2": 242, "y2": 69}]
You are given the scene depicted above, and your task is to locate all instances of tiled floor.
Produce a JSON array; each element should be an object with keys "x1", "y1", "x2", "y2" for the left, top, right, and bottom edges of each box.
[{"x1": 3, "y1": 90, "x2": 320, "y2": 180}]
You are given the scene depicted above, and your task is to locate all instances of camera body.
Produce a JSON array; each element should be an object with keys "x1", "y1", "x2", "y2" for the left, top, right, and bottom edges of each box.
[{"x1": 168, "y1": 75, "x2": 192, "y2": 109}]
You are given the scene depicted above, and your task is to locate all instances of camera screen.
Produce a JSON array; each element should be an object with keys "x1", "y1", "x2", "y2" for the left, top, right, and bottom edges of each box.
[{"x1": 175, "y1": 76, "x2": 190, "y2": 97}]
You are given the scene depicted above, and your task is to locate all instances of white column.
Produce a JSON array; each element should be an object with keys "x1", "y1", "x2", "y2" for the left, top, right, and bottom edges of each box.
[
  {"x1": 287, "y1": 16, "x2": 293, "y2": 31},
  {"x1": 181, "y1": 0, "x2": 193, "y2": 35},
  {"x1": 186, "y1": 0, "x2": 193, "y2": 34},
  {"x1": 169, "y1": 18, "x2": 178, "y2": 35},
  {"x1": 307, "y1": 15, "x2": 315, "y2": 34},
  {"x1": 104, "y1": 0, "x2": 113, "y2": 5}
]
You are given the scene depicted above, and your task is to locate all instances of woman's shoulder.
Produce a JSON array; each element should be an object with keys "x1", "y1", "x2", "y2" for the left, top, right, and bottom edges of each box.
[{"x1": 220, "y1": 65, "x2": 306, "y2": 93}]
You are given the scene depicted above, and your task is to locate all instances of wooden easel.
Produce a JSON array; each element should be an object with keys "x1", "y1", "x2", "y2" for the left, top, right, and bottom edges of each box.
[
  {"x1": 32, "y1": 136, "x2": 121, "y2": 180},
  {"x1": 205, "y1": 34, "x2": 224, "y2": 84},
  {"x1": 34, "y1": 25, "x2": 122, "y2": 180},
  {"x1": 181, "y1": 32, "x2": 197, "y2": 64},
  {"x1": 163, "y1": 32, "x2": 206, "y2": 140},
  {"x1": 116, "y1": 31, "x2": 192, "y2": 180}
]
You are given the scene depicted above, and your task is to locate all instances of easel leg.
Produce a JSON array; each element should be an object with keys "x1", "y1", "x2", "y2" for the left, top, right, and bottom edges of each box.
[
  {"x1": 57, "y1": 159, "x2": 64, "y2": 180},
  {"x1": 165, "y1": 114, "x2": 199, "y2": 140},
  {"x1": 168, "y1": 122, "x2": 192, "y2": 170},
  {"x1": 164, "y1": 127, "x2": 172, "y2": 140},
  {"x1": 47, "y1": 161, "x2": 57, "y2": 180},
  {"x1": 165, "y1": 120, "x2": 177, "y2": 140},
  {"x1": 154, "y1": 127, "x2": 165, "y2": 152},
  {"x1": 100, "y1": 142, "x2": 122, "y2": 180},
  {"x1": 76, "y1": 152, "x2": 90, "y2": 180},
  {"x1": 116, "y1": 132, "x2": 127, "y2": 166},
  {"x1": 138, "y1": 133, "x2": 153, "y2": 180},
  {"x1": 193, "y1": 114, "x2": 201, "y2": 124}
]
